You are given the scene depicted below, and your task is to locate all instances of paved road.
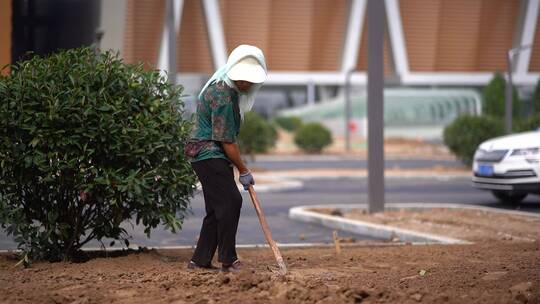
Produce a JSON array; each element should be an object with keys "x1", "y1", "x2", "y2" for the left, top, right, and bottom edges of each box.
[
  {"x1": 2, "y1": 175, "x2": 538, "y2": 250},
  {"x1": 267, "y1": 176, "x2": 539, "y2": 210}
]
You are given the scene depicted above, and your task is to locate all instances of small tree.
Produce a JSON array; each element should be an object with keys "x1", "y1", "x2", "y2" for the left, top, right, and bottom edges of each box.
[
  {"x1": 443, "y1": 116, "x2": 505, "y2": 166},
  {"x1": 516, "y1": 113, "x2": 540, "y2": 132},
  {"x1": 483, "y1": 72, "x2": 521, "y2": 119},
  {"x1": 294, "y1": 122, "x2": 333, "y2": 153},
  {"x1": 274, "y1": 116, "x2": 303, "y2": 132},
  {"x1": 532, "y1": 78, "x2": 540, "y2": 115},
  {"x1": 0, "y1": 48, "x2": 197, "y2": 263},
  {"x1": 238, "y1": 112, "x2": 277, "y2": 160}
]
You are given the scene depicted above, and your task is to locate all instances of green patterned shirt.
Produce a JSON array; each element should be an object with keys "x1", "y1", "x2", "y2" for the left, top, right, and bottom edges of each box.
[{"x1": 190, "y1": 81, "x2": 241, "y2": 162}]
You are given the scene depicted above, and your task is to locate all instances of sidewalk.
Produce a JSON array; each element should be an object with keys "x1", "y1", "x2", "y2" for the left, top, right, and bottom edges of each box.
[{"x1": 253, "y1": 167, "x2": 470, "y2": 181}]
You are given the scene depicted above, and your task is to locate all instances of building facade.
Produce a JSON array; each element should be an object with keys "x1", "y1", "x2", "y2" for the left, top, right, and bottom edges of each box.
[
  {"x1": 119, "y1": 0, "x2": 540, "y2": 88},
  {"x1": 2, "y1": 0, "x2": 540, "y2": 114}
]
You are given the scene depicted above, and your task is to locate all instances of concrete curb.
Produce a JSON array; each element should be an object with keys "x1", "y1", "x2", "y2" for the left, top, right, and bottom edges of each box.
[
  {"x1": 289, "y1": 203, "x2": 540, "y2": 245},
  {"x1": 196, "y1": 170, "x2": 471, "y2": 194},
  {"x1": 195, "y1": 175, "x2": 304, "y2": 193},
  {"x1": 255, "y1": 171, "x2": 470, "y2": 181},
  {"x1": 246, "y1": 175, "x2": 304, "y2": 192},
  {"x1": 289, "y1": 205, "x2": 469, "y2": 244},
  {"x1": 0, "y1": 242, "x2": 420, "y2": 254},
  {"x1": 253, "y1": 155, "x2": 457, "y2": 162},
  {"x1": 242, "y1": 170, "x2": 466, "y2": 192},
  {"x1": 0, "y1": 243, "x2": 327, "y2": 254}
]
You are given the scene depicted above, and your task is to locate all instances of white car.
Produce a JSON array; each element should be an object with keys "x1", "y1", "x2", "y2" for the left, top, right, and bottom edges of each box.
[{"x1": 472, "y1": 130, "x2": 540, "y2": 203}]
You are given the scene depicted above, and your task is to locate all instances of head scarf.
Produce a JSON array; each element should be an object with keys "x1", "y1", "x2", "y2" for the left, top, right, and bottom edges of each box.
[{"x1": 198, "y1": 45, "x2": 267, "y2": 119}]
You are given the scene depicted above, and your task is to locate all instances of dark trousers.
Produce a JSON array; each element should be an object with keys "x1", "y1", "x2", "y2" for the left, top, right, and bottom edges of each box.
[{"x1": 191, "y1": 158, "x2": 243, "y2": 265}]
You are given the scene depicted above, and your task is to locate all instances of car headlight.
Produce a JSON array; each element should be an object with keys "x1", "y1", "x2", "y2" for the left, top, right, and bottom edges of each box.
[
  {"x1": 473, "y1": 149, "x2": 484, "y2": 160},
  {"x1": 511, "y1": 147, "x2": 540, "y2": 163},
  {"x1": 511, "y1": 147, "x2": 540, "y2": 156}
]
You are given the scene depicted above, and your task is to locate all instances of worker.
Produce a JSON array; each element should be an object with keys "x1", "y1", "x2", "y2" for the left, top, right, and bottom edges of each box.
[{"x1": 184, "y1": 45, "x2": 267, "y2": 272}]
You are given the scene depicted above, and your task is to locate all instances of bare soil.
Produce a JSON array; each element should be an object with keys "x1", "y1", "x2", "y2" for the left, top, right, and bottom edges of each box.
[
  {"x1": 333, "y1": 207, "x2": 540, "y2": 243},
  {"x1": 1, "y1": 243, "x2": 539, "y2": 304},
  {"x1": 1, "y1": 208, "x2": 539, "y2": 304}
]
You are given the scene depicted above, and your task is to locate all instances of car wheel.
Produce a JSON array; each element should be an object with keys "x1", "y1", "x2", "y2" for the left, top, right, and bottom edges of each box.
[{"x1": 491, "y1": 191, "x2": 528, "y2": 204}]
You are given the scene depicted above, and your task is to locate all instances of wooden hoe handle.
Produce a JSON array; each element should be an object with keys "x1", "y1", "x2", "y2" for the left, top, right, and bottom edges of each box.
[{"x1": 247, "y1": 186, "x2": 288, "y2": 275}]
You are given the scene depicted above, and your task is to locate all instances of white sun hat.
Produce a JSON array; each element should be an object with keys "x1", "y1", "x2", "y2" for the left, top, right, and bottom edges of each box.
[{"x1": 226, "y1": 56, "x2": 267, "y2": 84}]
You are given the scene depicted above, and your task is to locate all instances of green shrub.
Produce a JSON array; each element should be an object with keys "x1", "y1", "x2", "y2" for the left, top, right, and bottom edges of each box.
[
  {"x1": 532, "y1": 78, "x2": 540, "y2": 114},
  {"x1": 443, "y1": 115, "x2": 505, "y2": 166},
  {"x1": 268, "y1": 122, "x2": 278, "y2": 148},
  {"x1": 0, "y1": 48, "x2": 197, "y2": 263},
  {"x1": 482, "y1": 72, "x2": 521, "y2": 119},
  {"x1": 294, "y1": 122, "x2": 333, "y2": 153},
  {"x1": 516, "y1": 113, "x2": 540, "y2": 132},
  {"x1": 274, "y1": 116, "x2": 303, "y2": 132},
  {"x1": 238, "y1": 112, "x2": 277, "y2": 158}
]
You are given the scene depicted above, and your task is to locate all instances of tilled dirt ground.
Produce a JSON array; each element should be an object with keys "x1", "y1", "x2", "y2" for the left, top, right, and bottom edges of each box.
[
  {"x1": 0, "y1": 243, "x2": 538, "y2": 303},
  {"x1": 1, "y1": 208, "x2": 539, "y2": 304},
  {"x1": 320, "y1": 207, "x2": 540, "y2": 243}
]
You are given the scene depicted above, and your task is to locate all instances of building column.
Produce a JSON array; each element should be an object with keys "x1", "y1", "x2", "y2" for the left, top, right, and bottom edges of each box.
[
  {"x1": 384, "y1": 0, "x2": 409, "y2": 79},
  {"x1": 202, "y1": 0, "x2": 228, "y2": 69},
  {"x1": 341, "y1": 0, "x2": 366, "y2": 73},
  {"x1": 514, "y1": 0, "x2": 540, "y2": 76},
  {"x1": 157, "y1": 0, "x2": 184, "y2": 77}
]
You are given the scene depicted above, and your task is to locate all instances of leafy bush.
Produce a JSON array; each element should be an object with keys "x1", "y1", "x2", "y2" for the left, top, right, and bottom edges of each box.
[
  {"x1": 483, "y1": 72, "x2": 521, "y2": 119},
  {"x1": 294, "y1": 122, "x2": 333, "y2": 153},
  {"x1": 238, "y1": 112, "x2": 277, "y2": 158},
  {"x1": 274, "y1": 116, "x2": 303, "y2": 132},
  {"x1": 516, "y1": 113, "x2": 540, "y2": 132},
  {"x1": 267, "y1": 122, "x2": 278, "y2": 148},
  {"x1": 0, "y1": 48, "x2": 197, "y2": 263},
  {"x1": 443, "y1": 116, "x2": 505, "y2": 166},
  {"x1": 532, "y1": 78, "x2": 540, "y2": 115}
]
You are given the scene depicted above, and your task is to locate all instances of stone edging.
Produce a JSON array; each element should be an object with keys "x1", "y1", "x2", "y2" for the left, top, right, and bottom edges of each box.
[
  {"x1": 0, "y1": 242, "x2": 408, "y2": 254},
  {"x1": 289, "y1": 205, "x2": 469, "y2": 244},
  {"x1": 289, "y1": 203, "x2": 540, "y2": 245},
  {"x1": 255, "y1": 171, "x2": 470, "y2": 180},
  {"x1": 197, "y1": 170, "x2": 472, "y2": 193},
  {"x1": 246, "y1": 175, "x2": 304, "y2": 192},
  {"x1": 194, "y1": 175, "x2": 304, "y2": 193}
]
